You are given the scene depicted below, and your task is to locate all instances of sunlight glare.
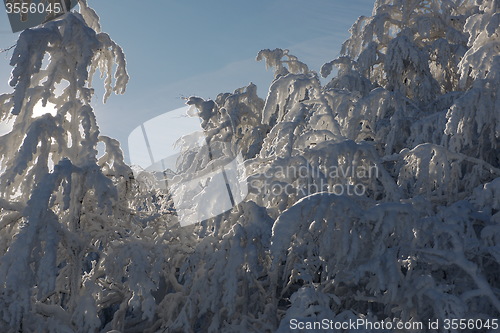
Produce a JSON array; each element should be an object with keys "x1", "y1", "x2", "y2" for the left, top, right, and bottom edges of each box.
[{"x1": 32, "y1": 100, "x2": 57, "y2": 118}]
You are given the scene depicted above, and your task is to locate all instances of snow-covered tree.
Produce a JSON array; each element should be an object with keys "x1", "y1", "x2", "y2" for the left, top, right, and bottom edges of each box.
[
  {"x1": 0, "y1": 0, "x2": 499, "y2": 332},
  {"x1": 444, "y1": 0, "x2": 500, "y2": 165},
  {"x1": 260, "y1": 0, "x2": 500, "y2": 330},
  {"x1": 0, "y1": 2, "x2": 144, "y2": 331}
]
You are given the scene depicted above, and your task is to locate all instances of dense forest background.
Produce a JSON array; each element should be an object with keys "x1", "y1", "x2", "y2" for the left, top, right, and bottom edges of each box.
[{"x1": 0, "y1": 0, "x2": 499, "y2": 332}]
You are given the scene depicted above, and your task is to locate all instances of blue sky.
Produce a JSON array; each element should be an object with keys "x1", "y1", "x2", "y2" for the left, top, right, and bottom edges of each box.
[{"x1": 0, "y1": 0, "x2": 374, "y2": 162}]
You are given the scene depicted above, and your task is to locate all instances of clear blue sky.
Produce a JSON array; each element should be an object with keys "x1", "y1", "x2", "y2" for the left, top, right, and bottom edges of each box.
[{"x1": 0, "y1": 0, "x2": 374, "y2": 162}]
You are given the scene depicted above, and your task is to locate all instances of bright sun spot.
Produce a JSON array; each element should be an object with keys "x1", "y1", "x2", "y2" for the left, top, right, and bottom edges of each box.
[
  {"x1": 0, "y1": 101, "x2": 58, "y2": 136},
  {"x1": 32, "y1": 100, "x2": 57, "y2": 118}
]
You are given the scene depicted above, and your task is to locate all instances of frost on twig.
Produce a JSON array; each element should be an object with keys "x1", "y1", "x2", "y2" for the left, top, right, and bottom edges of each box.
[{"x1": 257, "y1": 48, "x2": 309, "y2": 78}]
